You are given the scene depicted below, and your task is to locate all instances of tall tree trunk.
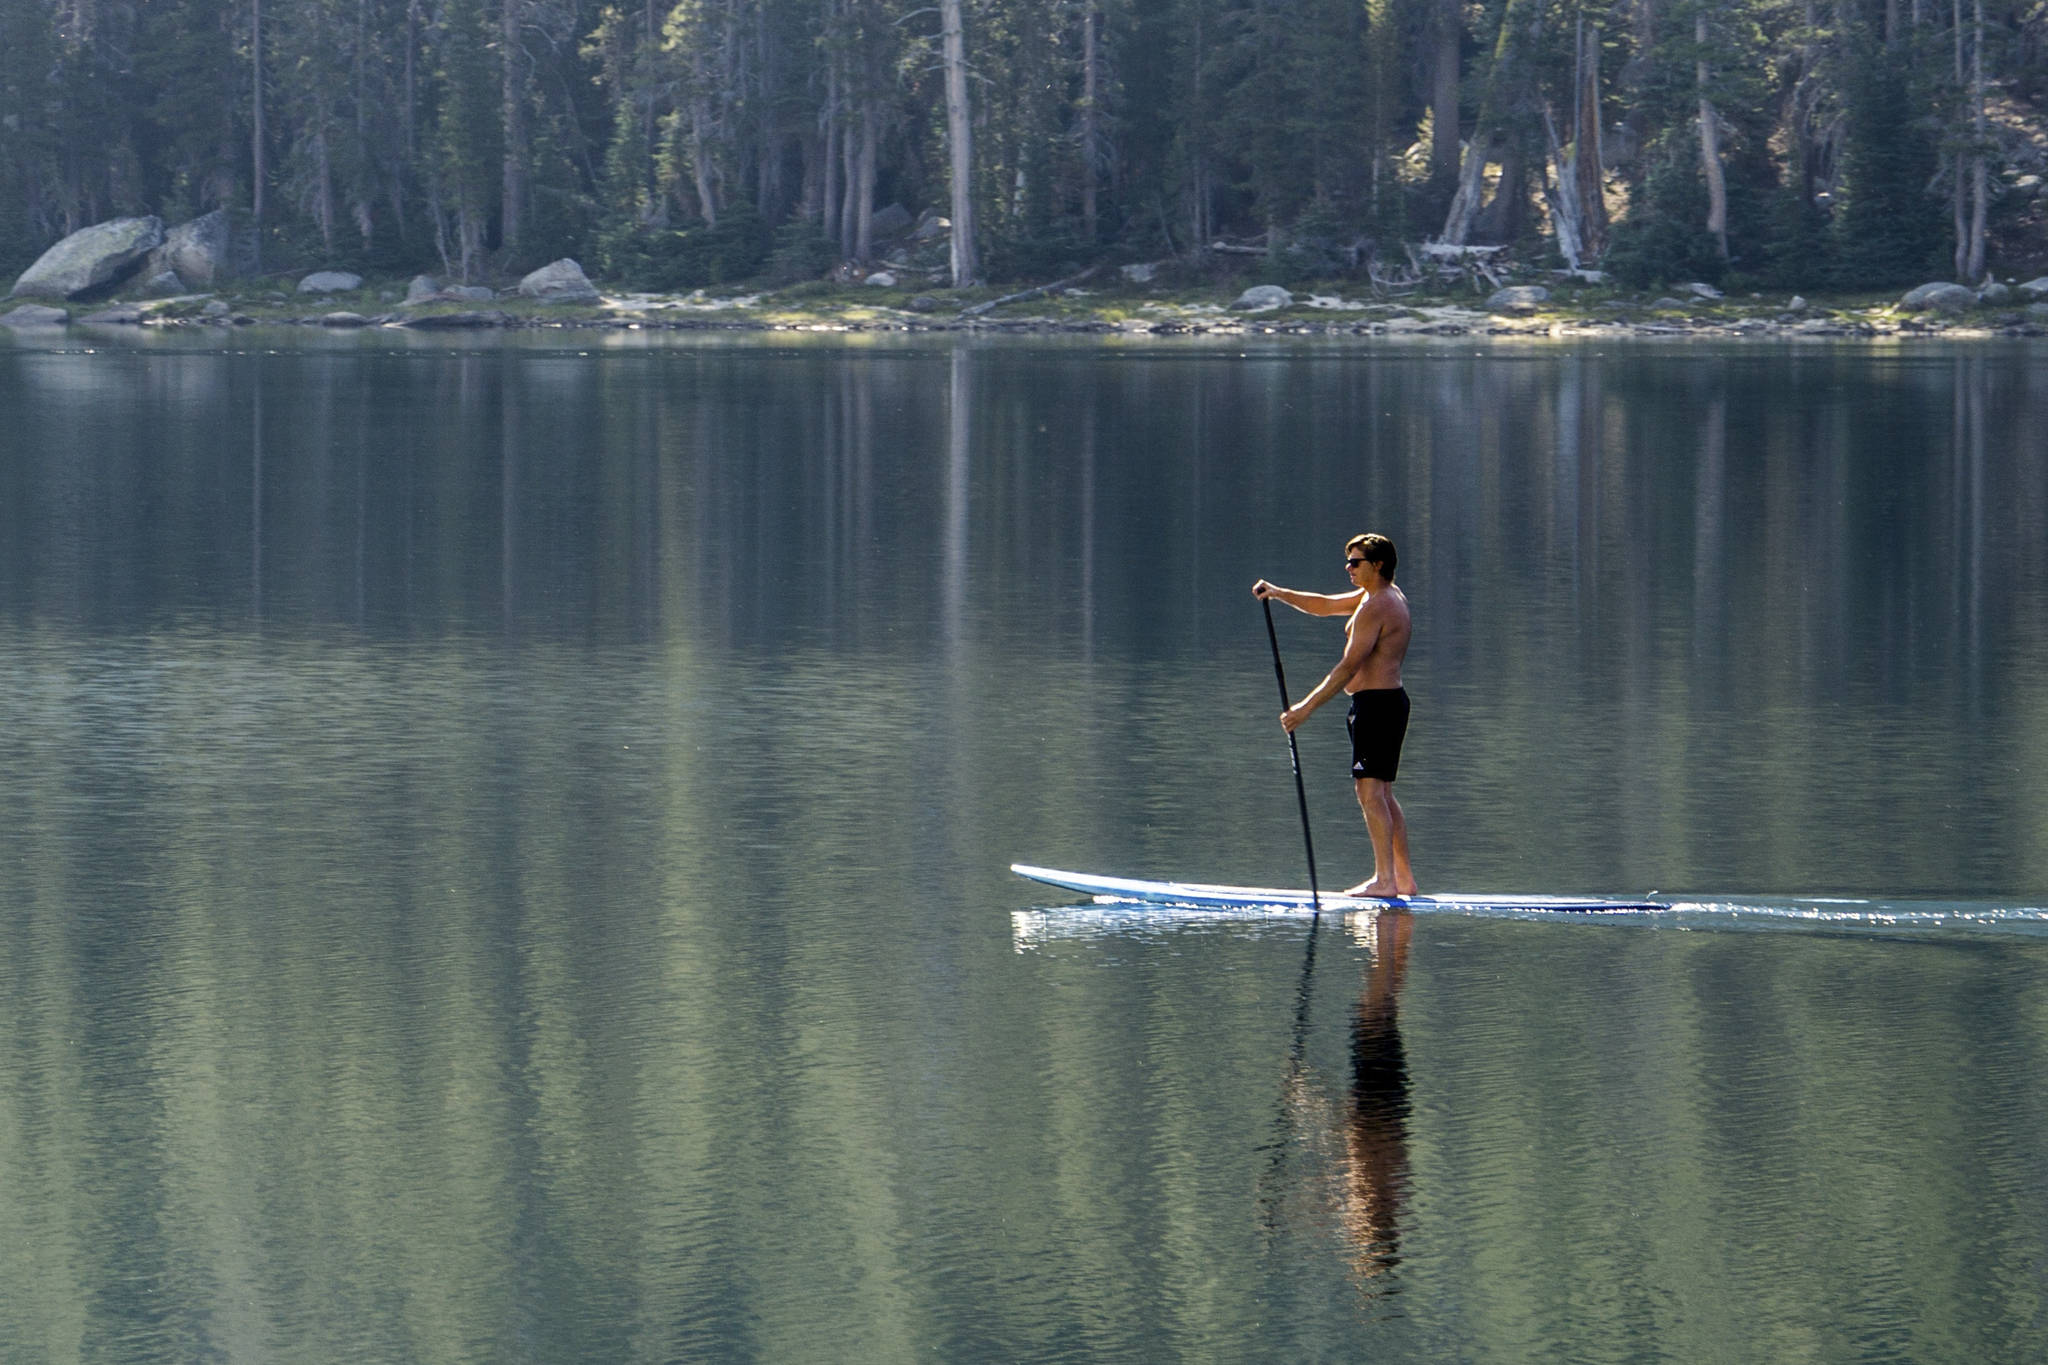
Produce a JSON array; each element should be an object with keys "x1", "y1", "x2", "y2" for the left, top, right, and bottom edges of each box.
[
  {"x1": 1572, "y1": 14, "x2": 1605, "y2": 255},
  {"x1": 1793, "y1": 0, "x2": 1817, "y2": 212},
  {"x1": 1697, "y1": 12, "x2": 1729, "y2": 260},
  {"x1": 1441, "y1": 130, "x2": 1493, "y2": 243},
  {"x1": 691, "y1": 39, "x2": 718, "y2": 228},
  {"x1": 821, "y1": 46, "x2": 839, "y2": 233},
  {"x1": 405, "y1": 0, "x2": 418, "y2": 157},
  {"x1": 839, "y1": 120, "x2": 857, "y2": 256},
  {"x1": 251, "y1": 0, "x2": 265, "y2": 268},
  {"x1": 501, "y1": 0, "x2": 526, "y2": 253},
  {"x1": 1965, "y1": 0, "x2": 1986, "y2": 281},
  {"x1": 1544, "y1": 110, "x2": 1586, "y2": 269},
  {"x1": 1476, "y1": 140, "x2": 1525, "y2": 240},
  {"x1": 854, "y1": 102, "x2": 877, "y2": 261},
  {"x1": 1080, "y1": 0, "x2": 1099, "y2": 241},
  {"x1": 315, "y1": 123, "x2": 335, "y2": 252},
  {"x1": 1441, "y1": 0, "x2": 1527, "y2": 244},
  {"x1": 1431, "y1": 0, "x2": 1461, "y2": 185},
  {"x1": 1952, "y1": 0, "x2": 1967, "y2": 278},
  {"x1": 940, "y1": 0, "x2": 978, "y2": 285}
]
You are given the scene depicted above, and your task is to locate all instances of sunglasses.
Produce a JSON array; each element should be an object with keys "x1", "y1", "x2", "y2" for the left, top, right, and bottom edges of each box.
[{"x1": 1345, "y1": 557, "x2": 1367, "y2": 569}]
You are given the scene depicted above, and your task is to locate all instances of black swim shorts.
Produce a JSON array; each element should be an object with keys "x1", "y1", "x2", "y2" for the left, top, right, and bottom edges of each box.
[{"x1": 1346, "y1": 687, "x2": 1410, "y2": 782}]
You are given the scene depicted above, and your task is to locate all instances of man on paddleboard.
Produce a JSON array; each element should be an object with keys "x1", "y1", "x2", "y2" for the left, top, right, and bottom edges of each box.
[{"x1": 1253, "y1": 534, "x2": 1418, "y2": 898}]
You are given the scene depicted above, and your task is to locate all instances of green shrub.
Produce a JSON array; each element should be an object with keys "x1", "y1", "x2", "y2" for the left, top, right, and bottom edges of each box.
[{"x1": 764, "y1": 221, "x2": 839, "y2": 285}]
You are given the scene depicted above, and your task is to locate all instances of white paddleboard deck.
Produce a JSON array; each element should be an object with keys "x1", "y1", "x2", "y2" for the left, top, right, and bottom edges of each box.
[{"x1": 1012, "y1": 864, "x2": 1668, "y2": 914}]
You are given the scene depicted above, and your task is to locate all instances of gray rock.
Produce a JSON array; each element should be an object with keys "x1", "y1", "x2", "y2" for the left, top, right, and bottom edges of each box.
[
  {"x1": 1120, "y1": 262, "x2": 1159, "y2": 284},
  {"x1": 868, "y1": 203, "x2": 915, "y2": 241},
  {"x1": 910, "y1": 212, "x2": 951, "y2": 243},
  {"x1": 401, "y1": 310, "x2": 512, "y2": 329},
  {"x1": 1231, "y1": 285, "x2": 1293, "y2": 310},
  {"x1": 405, "y1": 275, "x2": 441, "y2": 303},
  {"x1": 517, "y1": 258, "x2": 600, "y2": 303},
  {"x1": 143, "y1": 210, "x2": 246, "y2": 290},
  {"x1": 2029, "y1": 303, "x2": 2048, "y2": 322},
  {"x1": 0, "y1": 303, "x2": 69, "y2": 327},
  {"x1": 2013, "y1": 174, "x2": 2042, "y2": 198},
  {"x1": 1684, "y1": 281, "x2": 1724, "y2": 299},
  {"x1": 2017, "y1": 277, "x2": 2048, "y2": 300},
  {"x1": 444, "y1": 284, "x2": 497, "y2": 302},
  {"x1": 1487, "y1": 285, "x2": 1550, "y2": 314},
  {"x1": 11, "y1": 216, "x2": 164, "y2": 299},
  {"x1": 1650, "y1": 297, "x2": 1689, "y2": 310},
  {"x1": 320, "y1": 311, "x2": 371, "y2": 327},
  {"x1": 1787, "y1": 295, "x2": 1807, "y2": 312},
  {"x1": 1900, "y1": 281, "x2": 1977, "y2": 313},
  {"x1": 1978, "y1": 282, "x2": 2011, "y2": 304},
  {"x1": 140, "y1": 271, "x2": 186, "y2": 297},
  {"x1": 862, "y1": 271, "x2": 898, "y2": 287},
  {"x1": 905, "y1": 295, "x2": 940, "y2": 313},
  {"x1": 201, "y1": 299, "x2": 232, "y2": 318},
  {"x1": 298, "y1": 270, "x2": 363, "y2": 294},
  {"x1": 79, "y1": 305, "x2": 146, "y2": 325}
]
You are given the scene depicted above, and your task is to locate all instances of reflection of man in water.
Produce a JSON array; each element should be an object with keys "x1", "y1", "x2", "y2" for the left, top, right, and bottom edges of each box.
[{"x1": 1342, "y1": 908, "x2": 1412, "y2": 1278}]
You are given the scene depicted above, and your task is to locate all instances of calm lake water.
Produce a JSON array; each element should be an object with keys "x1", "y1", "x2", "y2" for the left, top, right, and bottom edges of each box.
[{"x1": 2, "y1": 328, "x2": 2046, "y2": 1363}]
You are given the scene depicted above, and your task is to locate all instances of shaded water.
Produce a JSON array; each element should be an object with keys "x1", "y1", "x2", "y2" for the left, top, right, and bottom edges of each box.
[{"x1": 1, "y1": 331, "x2": 2045, "y2": 1362}]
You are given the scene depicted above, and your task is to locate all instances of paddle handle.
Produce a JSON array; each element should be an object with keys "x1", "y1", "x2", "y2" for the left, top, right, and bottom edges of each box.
[{"x1": 1263, "y1": 597, "x2": 1322, "y2": 914}]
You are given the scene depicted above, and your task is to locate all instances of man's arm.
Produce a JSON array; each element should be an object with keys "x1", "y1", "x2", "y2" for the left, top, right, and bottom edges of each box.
[
  {"x1": 1281, "y1": 601, "x2": 1382, "y2": 732},
  {"x1": 1253, "y1": 581, "x2": 1364, "y2": 617}
]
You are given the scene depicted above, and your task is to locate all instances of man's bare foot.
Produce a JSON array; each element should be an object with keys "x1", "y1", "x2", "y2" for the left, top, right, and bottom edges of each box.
[{"x1": 1344, "y1": 878, "x2": 1403, "y2": 898}]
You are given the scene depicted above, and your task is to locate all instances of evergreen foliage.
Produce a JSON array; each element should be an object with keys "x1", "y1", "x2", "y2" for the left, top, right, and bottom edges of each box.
[{"x1": 0, "y1": 0, "x2": 2039, "y2": 286}]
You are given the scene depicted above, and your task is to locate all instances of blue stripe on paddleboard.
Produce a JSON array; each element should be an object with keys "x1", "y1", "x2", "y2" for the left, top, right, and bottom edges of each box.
[{"x1": 1010, "y1": 864, "x2": 1669, "y2": 914}]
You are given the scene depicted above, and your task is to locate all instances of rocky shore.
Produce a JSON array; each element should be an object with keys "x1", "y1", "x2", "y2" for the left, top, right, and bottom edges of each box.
[
  {"x1": 5, "y1": 216, "x2": 2046, "y2": 341},
  {"x1": 9, "y1": 289, "x2": 2048, "y2": 341}
]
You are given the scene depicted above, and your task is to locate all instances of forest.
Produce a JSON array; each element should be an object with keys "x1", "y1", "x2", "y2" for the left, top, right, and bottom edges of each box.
[{"x1": 1, "y1": 0, "x2": 2044, "y2": 294}]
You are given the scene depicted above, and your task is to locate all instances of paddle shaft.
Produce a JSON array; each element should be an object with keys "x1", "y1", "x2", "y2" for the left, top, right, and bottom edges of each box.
[{"x1": 1262, "y1": 598, "x2": 1322, "y2": 914}]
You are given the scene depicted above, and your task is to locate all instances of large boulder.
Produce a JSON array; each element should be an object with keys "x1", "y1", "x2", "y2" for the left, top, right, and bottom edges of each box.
[
  {"x1": 0, "y1": 303, "x2": 69, "y2": 327},
  {"x1": 868, "y1": 203, "x2": 915, "y2": 241},
  {"x1": 1487, "y1": 285, "x2": 1550, "y2": 314},
  {"x1": 443, "y1": 284, "x2": 497, "y2": 302},
  {"x1": 1231, "y1": 285, "x2": 1293, "y2": 310},
  {"x1": 143, "y1": 209, "x2": 245, "y2": 290},
  {"x1": 1899, "y1": 282, "x2": 1977, "y2": 314},
  {"x1": 298, "y1": 270, "x2": 363, "y2": 294},
  {"x1": 405, "y1": 274, "x2": 442, "y2": 304},
  {"x1": 517, "y1": 258, "x2": 600, "y2": 303},
  {"x1": 2017, "y1": 277, "x2": 2048, "y2": 300},
  {"x1": 11, "y1": 216, "x2": 164, "y2": 299}
]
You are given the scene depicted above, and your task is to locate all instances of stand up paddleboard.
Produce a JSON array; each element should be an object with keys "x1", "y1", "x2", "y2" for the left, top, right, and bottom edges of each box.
[{"x1": 1012, "y1": 864, "x2": 1668, "y2": 914}]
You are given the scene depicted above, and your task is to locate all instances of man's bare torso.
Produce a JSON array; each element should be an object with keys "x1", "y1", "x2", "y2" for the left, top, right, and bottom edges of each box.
[{"x1": 1344, "y1": 584, "x2": 1411, "y2": 693}]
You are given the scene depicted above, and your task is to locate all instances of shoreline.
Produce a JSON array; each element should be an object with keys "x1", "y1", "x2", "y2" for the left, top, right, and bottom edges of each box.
[{"x1": 8, "y1": 283, "x2": 2048, "y2": 341}]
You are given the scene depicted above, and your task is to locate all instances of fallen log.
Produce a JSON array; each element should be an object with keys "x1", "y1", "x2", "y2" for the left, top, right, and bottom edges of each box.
[{"x1": 958, "y1": 265, "x2": 1101, "y2": 317}]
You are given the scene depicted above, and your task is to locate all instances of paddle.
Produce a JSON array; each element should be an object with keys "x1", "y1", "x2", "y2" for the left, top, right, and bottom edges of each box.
[{"x1": 1263, "y1": 597, "x2": 1322, "y2": 917}]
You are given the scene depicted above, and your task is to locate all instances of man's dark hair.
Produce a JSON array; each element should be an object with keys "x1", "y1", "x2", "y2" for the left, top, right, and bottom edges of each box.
[{"x1": 1346, "y1": 533, "x2": 1397, "y2": 581}]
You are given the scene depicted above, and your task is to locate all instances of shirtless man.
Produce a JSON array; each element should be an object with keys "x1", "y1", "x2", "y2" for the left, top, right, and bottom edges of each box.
[{"x1": 1253, "y1": 533, "x2": 1417, "y2": 898}]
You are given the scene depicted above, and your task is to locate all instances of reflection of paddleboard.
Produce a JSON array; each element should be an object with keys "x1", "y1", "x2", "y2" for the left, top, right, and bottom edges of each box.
[{"x1": 1011, "y1": 864, "x2": 1669, "y2": 914}]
